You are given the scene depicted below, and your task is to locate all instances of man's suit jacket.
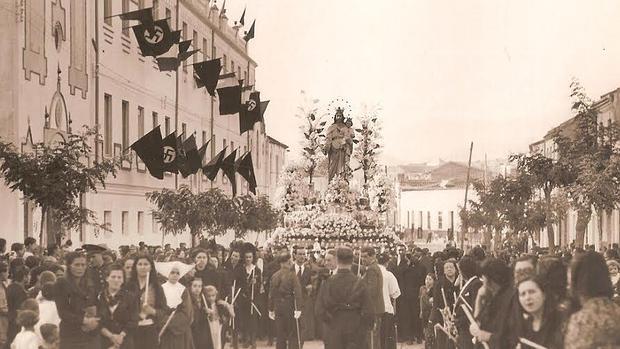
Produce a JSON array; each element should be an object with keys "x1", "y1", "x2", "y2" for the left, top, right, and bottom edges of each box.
[
  {"x1": 362, "y1": 261, "x2": 384, "y2": 316},
  {"x1": 293, "y1": 263, "x2": 313, "y2": 297}
]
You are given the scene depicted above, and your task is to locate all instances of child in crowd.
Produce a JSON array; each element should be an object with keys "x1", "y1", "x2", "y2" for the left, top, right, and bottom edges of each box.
[
  {"x1": 39, "y1": 323, "x2": 59, "y2": 349},
  {"x1": 10, "y1": 309, "x2": 39, "y2": 349},
  {"x1": 204, "y1": 285, "x2": 235, "y2": 349}
]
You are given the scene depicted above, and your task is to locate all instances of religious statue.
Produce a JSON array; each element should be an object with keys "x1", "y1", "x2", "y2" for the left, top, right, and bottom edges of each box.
[{"x1": 324, "y1": 107, "x2": 354, "y2": 182}]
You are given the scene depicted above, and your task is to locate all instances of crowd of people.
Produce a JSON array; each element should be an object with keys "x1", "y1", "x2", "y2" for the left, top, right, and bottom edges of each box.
[{"x1": 0, "y1": 236, "x2": 619, "y2": 349}]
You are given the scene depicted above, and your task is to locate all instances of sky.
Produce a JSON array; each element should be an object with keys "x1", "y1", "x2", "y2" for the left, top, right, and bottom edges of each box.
[{"x1": 224, "y1": 0, "x2": 620, "y2": 165}]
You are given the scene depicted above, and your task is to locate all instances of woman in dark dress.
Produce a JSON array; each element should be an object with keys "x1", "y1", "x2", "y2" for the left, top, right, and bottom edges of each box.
[
  {"x1": 98, "y1": 263, "x2": 139, "y2": 349},
  {"x1": 514, "y1": 276, "x2": 563, "y2": 349},
  {"x1": 125, "y1": 254, "x2": 168, "y2": 349},
  {"x1": 430, "y1": 259, "x2": 459, "y2": 349},
  {"x1": 189, "y1": 277, "x2": 212, "y2": 349},
  {"x1": 55, "y1": 252, "x2": 101, "y2": 349}
]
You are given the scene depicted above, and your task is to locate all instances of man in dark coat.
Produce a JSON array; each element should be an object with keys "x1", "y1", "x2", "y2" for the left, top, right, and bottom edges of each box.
[
  {"x1": 316, "y1": 246, "x2": 373, "y2": 349},
  {"x1": 361, "y1": 247, "x2": 384, "y2": 349},
  {"x1": 396, "y1": 253, "x2": 427, "y2": 344},
  {"x1": 268, "y1": 252, "x2": 303, "y2": 349},
  {"x1": 293, "y1": 245, "x2": 315, "y2": 341}
]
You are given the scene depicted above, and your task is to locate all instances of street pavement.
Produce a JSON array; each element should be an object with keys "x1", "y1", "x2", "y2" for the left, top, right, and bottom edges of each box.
[{"x1": 255, "y1": 340, "x2": 424, "y2": 348}]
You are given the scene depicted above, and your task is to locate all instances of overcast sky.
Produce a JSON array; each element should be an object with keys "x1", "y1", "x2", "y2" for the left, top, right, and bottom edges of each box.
[{"x1": 224, "y1": 0, "x2": 620, "y2": 165}]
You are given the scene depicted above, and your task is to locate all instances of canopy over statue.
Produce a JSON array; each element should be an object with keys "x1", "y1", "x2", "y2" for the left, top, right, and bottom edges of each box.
[{"x1": 324, "y1": 107, "x2": 354, "y2": 182}]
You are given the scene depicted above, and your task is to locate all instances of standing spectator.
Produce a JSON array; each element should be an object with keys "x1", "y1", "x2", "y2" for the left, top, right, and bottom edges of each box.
[
  {"x1": 0, "y1": 239, "x2": 6, "y2": 261},
  {"x1": 0, "y1": 262, "x2": 8, "y2": 348},
  {"x1": 564, "y1": 251, "x2": 620, "y2": 348},
  {"x1": 35, "y1": 281, "x2": 60, "y2": 339},
  {"x1": 23, "y1": 238, "x2": 37, "y2": 259},
  {"x1": 377, "y1": 253, "x2": 400, "y2": 349},
  {"x1": 9, "y1": 309, "x2": 40, "y2": 349},
  {"x1": 454, "y1": 256, "x2": 481, "y2": 349},
  {"x1": 126, "y1": 255, "x2": 169, "y2": 349},
  {"x1": 39, "y1": 324, "x2": 59, "y2": 349},
  {"x1": 419, "y1": 273, "x2": 435, "y2": 349},
  {"x1": 97, "y1": 263, "x2": 138, "y2": 349},
  {"x1": 514, "y1": 276, "x2": 563, "y2": 348},
  {"x1": 293, "y1": 246, "x2": 314, "y2": 341},
  {"x1": 430, "y1": 259, "x2": 458, "y2": 349},
  {"x1": 607, "y1": 259, "x2": 620, "y2": 303},
  {"x1": 6, "y1": 265, "x2": 29, "y2": 345},
  {"x1": 10, "y1": 245, "x2": 24, "y2": 260},
  {"x1": 360, "y1": 247, "x2": 384, "y2": 349},
  {"x1": 469, "y1": 258, "x2": 513, "y2": 349},
  {"x1": 54, "y1": 252, "x2": 100, "y2": 349},
  {"x1": 268, "y1": 252, "x2": 303, "y2": 349}
]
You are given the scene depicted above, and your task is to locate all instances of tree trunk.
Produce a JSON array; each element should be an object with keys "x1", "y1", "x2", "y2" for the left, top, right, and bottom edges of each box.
[
  {"x1": 575, "y1": 207, "x2": 591, "y2": 248},
  {"x1": 483, "y1": 228, "x2": 493, "y2": 249},
  {"x1": 597, "y1": 210, "x2": 604, "y2": 251},
  {"x1": 544, "y1": 191, "x2": 555, "y2": 248},
  {"x1": 39, "y1": 206, "x2": 47, "y2": 246},
  {"x1": 493, "y1": 230, "x2": 502, "y2": 252},
  {"x1": 191, "y1": 227, "x2": 200, "y2": 248}
]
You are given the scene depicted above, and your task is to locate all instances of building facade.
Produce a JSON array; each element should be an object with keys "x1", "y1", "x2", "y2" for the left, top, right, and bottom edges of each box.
[
  {"x1": 0, "y1": 0, "x2": 287, "y2": 248},
  {"x1": 529, "y1": 87, "x2": 620, "y2": 248}
]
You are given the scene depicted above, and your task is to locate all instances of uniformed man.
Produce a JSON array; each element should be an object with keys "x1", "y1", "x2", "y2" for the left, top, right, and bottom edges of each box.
[
  {"x1": 268, "y1": 252, "x2": 303, "y2": 349},
  {"x1": 83, "y1": 244, "x2": 107, "y2": 294},
  {"x1": 316, "y1": 246, "x2": 373, "y2": 349}
]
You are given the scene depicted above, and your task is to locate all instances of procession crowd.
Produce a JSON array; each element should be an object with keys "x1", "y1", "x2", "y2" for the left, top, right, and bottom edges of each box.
[{"x1": 0, "y1": 236, "x2": 619, "y2": 349}]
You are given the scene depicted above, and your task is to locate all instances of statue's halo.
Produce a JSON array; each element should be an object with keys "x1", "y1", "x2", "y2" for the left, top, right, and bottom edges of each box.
[{"x1": 326, "y1": 98, "x2": 352, "y2": 119}]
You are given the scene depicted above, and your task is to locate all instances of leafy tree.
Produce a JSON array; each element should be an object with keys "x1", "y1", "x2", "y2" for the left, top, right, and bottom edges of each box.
[
  {"x1": 555, "y1": 80, "x2": 620, "y2": 248},
  {"x1": 0, "y1": 127, "x2": 119, "y2": 244},
  {"x1": 147, "y1": 186, "x2": 236, "y2": 247},
  {"x1": 462, "y1": 178, "x2": 506, "y2": 249},
  {"x1": 510, "y1": 152, "x2": 572, "y2": 247},
  {"x1": 353, "y1": 105, "x2": 382, "y2": 192}
]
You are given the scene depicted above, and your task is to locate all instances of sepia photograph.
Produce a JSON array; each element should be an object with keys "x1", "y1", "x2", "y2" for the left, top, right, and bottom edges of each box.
[{"x1": 1, "y1": 0, "x2": 620, "y2": 348}]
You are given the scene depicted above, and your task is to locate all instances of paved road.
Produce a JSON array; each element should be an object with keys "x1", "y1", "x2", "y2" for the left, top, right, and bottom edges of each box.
[{"x1": 255, "y1": 340, "x2": 424, "y2": 348}]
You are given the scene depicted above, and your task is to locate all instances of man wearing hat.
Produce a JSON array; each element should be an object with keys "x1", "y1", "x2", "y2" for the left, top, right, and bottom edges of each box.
[{"x1": 83, "y1": 244, "x2": 107, "y2": 294}]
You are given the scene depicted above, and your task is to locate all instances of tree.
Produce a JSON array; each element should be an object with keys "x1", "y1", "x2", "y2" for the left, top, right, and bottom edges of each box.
[
  {"x1": 296, "y1": 91, "x2": 326, "y2": 185},
  {"x1": 510, "y1": 152, "x2": 571, "y2": 247},
  {"x1": 147, "y1": 186, "x2": 236, "y2": 247},
  {"x1": 462, "y1": 178, "x2": 506, "y2": 250},
  {"x1": 555, "y1": 80, "x2": 620, "y2": 248},
  {"x1": 353, "y1": 104, "x2": 382, "y2": 193},
  {"x1": 0, "y1": 127, "x2": 119, "y2": 244}
]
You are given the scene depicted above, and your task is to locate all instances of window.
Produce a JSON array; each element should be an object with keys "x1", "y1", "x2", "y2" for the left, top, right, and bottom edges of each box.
[
  {"x1": 165, "y1": 7, "x2": 171, "y2": 27},
  {"x1": 104, "y1": 94, "x2": 112, "y2": 155},
  {"x1": 213, "y1": 47, "x2": 217, "y2": 61},
  {"x1": 202, "y1": 38, "x2": 208, "y2": 60},
  {"x1": 181, "y1": 123, "x2": 187, "y2": 140},
  {"x1": 152, "y1": 111, "x2": 159, "y2": 129},
  {"x1": 122, "y1": 100, "x2": 129, "y2": 153},
  {"x1": 104, "y1": 0, "x2": 113, "y2": 25},
  {"x1": 104, "y1": 210, "x2": 112, "y2": 231},
  {"x1": 244, "y1": 71, "x2": 248, "y2": 84},
  {"x1": 238, "y1": 66, "x2": 242, "y2": 81},
  {"x1": 152, "y1": 0, "x2": 159, "y2": 19},
  {"x1": 121, "y1": 211, "x2": 129, "y2": 235},
  {"x1": 202, "y1": 131, "x2": 207, "y2": 145},
  {"x1": 122, "y1": 0, "x2": 129, "y2": 36},
  {"x1": 182, "y1": 22, "x2": 188, "y2": 40},
  {"x1": 231, "y1": 60, "x2": 235, "y2": 76},
  {"x1": 138, "y1": 106, "x2": 144, "y2": 137},
  {"x1": 192, "y1": 30, "x2": 198, "y2": 64},
  {"x1": 164, "y1": 116, "x2": 170, "y2": 135},
  {"x1": 427, "y1": 212, "x2": 431, "y2": 230},
  {"x1": 223, "y1": 54, "x2": 227, "y2": 72},
  {"x1": 137, "y1": 211, "x2": 144, "y2": 235},
  {"x1": 138, "y1": 0, "x2": 145, "y2": 9},
  {"x1": 438, "y1": 212, "x2": 443, "y2": 230}
]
